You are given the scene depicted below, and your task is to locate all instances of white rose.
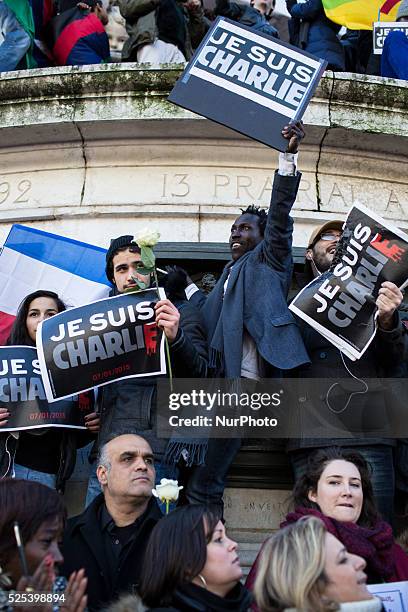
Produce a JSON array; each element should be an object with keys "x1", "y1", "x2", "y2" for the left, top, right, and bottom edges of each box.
[
  {"x1": 135, "y1": 228, "x2": 160, "y2": 247},
  {"x1": 152, "y1": 478, "x2": 183, "y2": 502}
]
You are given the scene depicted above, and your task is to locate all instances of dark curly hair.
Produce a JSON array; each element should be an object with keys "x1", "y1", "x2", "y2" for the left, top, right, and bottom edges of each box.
[
  {"x1": 240, "y1": 204, "x2": 267, "y2": 236},
  {"x1": 105, "y1": 241, "x2": 141, "y2": 284},
  {"x1": 291, "y1": 447, "x2": 380, "y2": 528}
]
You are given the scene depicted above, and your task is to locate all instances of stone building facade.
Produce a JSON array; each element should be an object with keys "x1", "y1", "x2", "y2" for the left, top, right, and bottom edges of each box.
[{"x1": 1, "y1": 64, "x2": 407, "y2": 570}]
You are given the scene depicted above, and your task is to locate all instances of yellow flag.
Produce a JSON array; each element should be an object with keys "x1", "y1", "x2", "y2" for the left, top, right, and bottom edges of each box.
[{"x1": 322, "y1": 0, "x2": 401, "y2": 30}]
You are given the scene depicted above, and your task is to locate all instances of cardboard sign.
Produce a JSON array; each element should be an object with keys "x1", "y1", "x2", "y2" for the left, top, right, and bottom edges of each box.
[
  {"x1": 168, "y1": 17, "x2": 327, "y2": 151},
  {"x1": 0, "y1": 346, "x2": 85, "y2": 430},
  {"x1": 37, "y1": 289, "x2": 166, "y2": 401},
  {"x1": 368, "y1": 581, "x2": 408, "y2": 611},
  {"x1": 373, "y1": 21, "x2": 408, "y2": 53},
  {"x1": 289, "y1": 204, "x2": 408, "y2": 360}
]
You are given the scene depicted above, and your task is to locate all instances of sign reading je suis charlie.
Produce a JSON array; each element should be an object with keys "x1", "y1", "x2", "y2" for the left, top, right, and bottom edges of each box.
[{"x1": 168, "y1": 17, "x2": 327, "y2": 151}]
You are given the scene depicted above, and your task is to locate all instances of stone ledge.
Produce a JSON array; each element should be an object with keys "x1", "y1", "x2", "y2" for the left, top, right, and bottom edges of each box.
[
  {"x1": 0, "y1": 65, "x2": 407, "y2": 247},
  {"x1": 0, "y1": 65, "x2": 407, "y2": 138}
]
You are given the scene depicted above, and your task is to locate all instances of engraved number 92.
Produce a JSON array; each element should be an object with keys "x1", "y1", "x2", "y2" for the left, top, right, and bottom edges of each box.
[{"x1": 0, "y1": 179, "x2": 32, "y2": 205}]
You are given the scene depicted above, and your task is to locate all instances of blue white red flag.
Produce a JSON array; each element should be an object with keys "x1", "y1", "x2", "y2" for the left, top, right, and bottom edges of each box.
[{"x1": 0, "y1": 225, "x2": 111, "y2": 345}]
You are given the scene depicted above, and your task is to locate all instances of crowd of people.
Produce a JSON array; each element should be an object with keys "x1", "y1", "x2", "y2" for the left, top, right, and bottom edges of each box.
[
  {"x1": 1, "y1": 442, "x2": 408, "y2": 610},
  {"x1": 0, "y1": 122, "x2": 407, "y2": 610},
  {"x1": 0, "y1": 0, "x2": 407, "y2": 78}
]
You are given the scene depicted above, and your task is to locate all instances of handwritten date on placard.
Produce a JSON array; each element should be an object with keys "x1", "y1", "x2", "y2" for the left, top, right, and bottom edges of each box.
[{"x1": 0, "y1": 179, "x2": 32, "y2": 205}]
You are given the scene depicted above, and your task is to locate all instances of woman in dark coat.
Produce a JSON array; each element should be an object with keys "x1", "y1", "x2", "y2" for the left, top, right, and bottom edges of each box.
[
  {"x1": 0, "y1": 290, "x2": 96, "y2": 492},
  {"x1": 138, "y1": 505, "x2": 252, "y2": 612}
]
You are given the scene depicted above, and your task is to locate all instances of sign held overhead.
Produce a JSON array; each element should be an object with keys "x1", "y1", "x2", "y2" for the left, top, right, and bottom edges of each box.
[{"x1": 169, "y1": 17, "x2": 327, "y2": 151}]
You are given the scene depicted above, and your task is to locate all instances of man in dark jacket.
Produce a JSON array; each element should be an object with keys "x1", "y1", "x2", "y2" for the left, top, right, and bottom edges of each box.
[
  {"x1": 286, "y1": 0, "x2": 345, "y2": 71},
  {"x1": 62, "y1": 432, "x2": 162, "y2": 611},
  {"x1": 184, "y1": 122, "x2": 310, "y2": 514},
  {"x1": 85, "y1": 235, "x2": 208, "y2": 505},
  {"x1": 287, "y1": 220, "x2": 407, "y2": 523}
]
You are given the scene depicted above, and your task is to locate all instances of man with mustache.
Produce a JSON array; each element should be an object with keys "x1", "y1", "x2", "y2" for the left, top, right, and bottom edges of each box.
[{"x1": 62, "y1": 432, "x2": 162, "y2": 611}]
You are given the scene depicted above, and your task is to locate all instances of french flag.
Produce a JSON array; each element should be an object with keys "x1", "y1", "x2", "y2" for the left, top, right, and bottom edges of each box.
[{"x1": 0, "y1": 224, "x2": 111, "y2": 345}]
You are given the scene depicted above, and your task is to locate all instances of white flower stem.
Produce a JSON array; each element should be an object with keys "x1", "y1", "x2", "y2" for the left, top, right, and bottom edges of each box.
[{"x1": 153, "y1": 268, "x2": 173, "y2": 392}]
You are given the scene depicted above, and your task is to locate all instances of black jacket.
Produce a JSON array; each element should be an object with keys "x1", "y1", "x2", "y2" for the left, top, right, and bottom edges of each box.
[
  {"x1": 61, "y1": 494, "x2": 162, "y2": 611},
  {"x1": 97, "y1": 299, "x2": 208, "y2": 459},
  {"x1": 287, "y1": 269, "x2": 408, "y2": 451},
  {"x1": 288, "y1": 0, "x2": 345, "y2": 71},
  {"x1": 147, "y1": 582, "x2": 252, "y2": 611},
  {"x1": 215, "y1": 0, "x2": 278, "y2": 38}
]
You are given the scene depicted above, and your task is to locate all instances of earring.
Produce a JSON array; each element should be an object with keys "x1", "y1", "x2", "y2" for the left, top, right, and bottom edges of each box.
[{"x1": 197, "y1": 574, "x2": 207, "y2": 588}]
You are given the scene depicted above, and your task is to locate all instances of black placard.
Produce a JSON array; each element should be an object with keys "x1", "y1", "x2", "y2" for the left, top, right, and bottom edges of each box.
[
  {"x1": 168, "y1": 17, "x2": 327, "y2": 151},
  {"x1": 290, "y1": 204, "x2": 408, "y2": 360},
  {"x1": 37, "y1": 289, "x2": 166, "y2": 401}
]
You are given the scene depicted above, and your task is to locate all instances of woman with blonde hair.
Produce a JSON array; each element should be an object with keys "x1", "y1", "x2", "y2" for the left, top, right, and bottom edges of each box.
[{"x1": 254, "y1": 517, "x2": 383, "y2": 612}]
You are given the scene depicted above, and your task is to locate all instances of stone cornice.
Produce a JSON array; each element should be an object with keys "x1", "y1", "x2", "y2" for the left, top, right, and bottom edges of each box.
[
  {"x1": 0, "y1": 64, "x2": 407, "y2": 139},
  {"x1": 0, "y1": 65, "x2": 406, "y2": 244}
]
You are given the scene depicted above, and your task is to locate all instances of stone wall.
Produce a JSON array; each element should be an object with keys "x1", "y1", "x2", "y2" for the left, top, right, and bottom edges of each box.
[
  {"x1": 1, "y1": 64, "x2": 408, "y2": 571},
  {"x1": 0, "y1": 65, "x2": 407, "y2": 251}
]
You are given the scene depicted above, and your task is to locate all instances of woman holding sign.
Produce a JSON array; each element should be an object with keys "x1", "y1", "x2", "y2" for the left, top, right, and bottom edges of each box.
[{"x1": 0, "y1": 290, "x2": 98, "y2": 492}]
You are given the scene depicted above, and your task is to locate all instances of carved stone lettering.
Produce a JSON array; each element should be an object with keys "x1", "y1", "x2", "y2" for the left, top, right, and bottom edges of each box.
[
  {"x1": 14, "y1": 179, "x2": 31, "y2": 204},
  {"x1": 214, "y1": 174, "x2": 231, "y2": 198},
  {"x1": 171, "y1": 174, "x2": 190, "y2": 197},
  {"x1": 327, "y1": 182, "x2": 348, "y2": 208},
  {"x1": 0, "y1": 178, "x2": 32, "y2": 206},
  {"x1": 236, "y1": 175, "x2": 254, "y2": 200},
  {"x1": 161, "y1": 173, "x2": 191, "y2": 197},
  {"x1": 257, "y1": 176, "x2": 273, "y2": 201},
  {"x1": 385, "y1": 190, "x2": 404, "y2": 214},
  {"x1": 0, "y1": 182, "x2": 10, "y2": 205}
]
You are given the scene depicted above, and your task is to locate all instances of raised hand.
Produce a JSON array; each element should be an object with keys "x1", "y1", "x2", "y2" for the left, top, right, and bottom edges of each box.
[
  {"x1": 377, "y1": 281, "x2": 403, "y2": 330},
  {"x1": 60, "y1": 569, "x2": 88, "y2": 612},
  {"x1": 281, "y1": 120, "x2": 305, "y2": 153}
]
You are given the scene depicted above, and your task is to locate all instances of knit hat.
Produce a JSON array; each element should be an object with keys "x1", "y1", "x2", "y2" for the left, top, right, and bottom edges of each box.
[
  {"x1": 105, "y1": 235, "x2": 138, "y2": 283},
  {"x1": 397, "y1": 0, "x2": 408, "y2": 19},
  {"x1": 307, "y1": 220, "x2": 343, "y2": 248}
]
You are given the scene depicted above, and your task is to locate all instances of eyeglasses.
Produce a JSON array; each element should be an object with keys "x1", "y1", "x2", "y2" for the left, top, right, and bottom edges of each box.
[{"x1": 319, "y1": 232, "x2": 342, "y2": 241}]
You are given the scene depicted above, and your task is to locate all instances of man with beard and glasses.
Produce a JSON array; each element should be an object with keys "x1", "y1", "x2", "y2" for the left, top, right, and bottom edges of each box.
[{"x1": 287, "y1": 220, "x2": 407, "y2": 524}]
